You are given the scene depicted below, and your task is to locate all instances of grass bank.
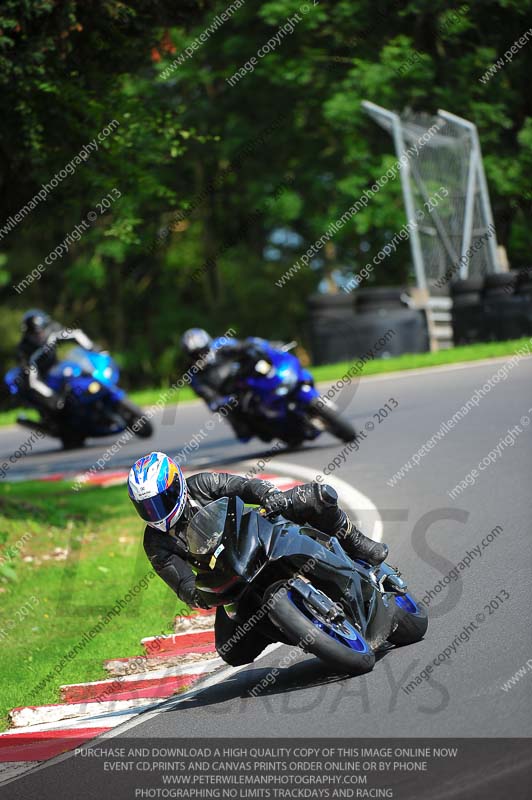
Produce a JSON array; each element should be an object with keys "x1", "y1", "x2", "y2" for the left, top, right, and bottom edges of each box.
[{"x1": 0, "y1": 480, "x2": 189, "y2": 731}]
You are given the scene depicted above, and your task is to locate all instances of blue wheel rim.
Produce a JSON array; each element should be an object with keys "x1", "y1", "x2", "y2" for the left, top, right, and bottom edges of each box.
[
  {"x1": 395, "y1": 593, "x2": 419, "y2": 614},
  {"x1": 287, "y1": 590, "x2": 369, "y2": 653}
]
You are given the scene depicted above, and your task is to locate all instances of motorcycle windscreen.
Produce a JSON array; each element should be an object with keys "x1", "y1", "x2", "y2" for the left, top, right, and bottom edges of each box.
[
  {"x1": 186, "y1": 497, "x2": 229, "y2": 556},
  {"x1": 62, "y1": 347, "x2": 96, "y2": 375}
]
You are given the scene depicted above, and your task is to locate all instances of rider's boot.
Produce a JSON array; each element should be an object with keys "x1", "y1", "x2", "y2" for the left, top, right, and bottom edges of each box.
[
  {"x1": 336, "y1": 518, "x2": 389, "y2": 566},
  {"x1": 29, "y1": 391, "x2": 65, "y2": 420}
]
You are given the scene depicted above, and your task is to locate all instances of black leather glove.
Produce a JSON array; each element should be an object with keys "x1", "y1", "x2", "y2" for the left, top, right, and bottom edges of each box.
[
  {"x1": 262, "y1": 482, "x2": 345, "y2": 535},
  {"x1": 262, "y1": 489, "x2": 292, "y2": 516},
  {"x1": 265, "y1": 483, "x2": 337, "y2": 516}
]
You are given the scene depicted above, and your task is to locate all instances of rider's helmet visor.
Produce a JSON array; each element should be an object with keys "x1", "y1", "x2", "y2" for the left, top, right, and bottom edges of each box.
[{"x1": 132, "y1": 480, "x2": 183, "y2": 523}]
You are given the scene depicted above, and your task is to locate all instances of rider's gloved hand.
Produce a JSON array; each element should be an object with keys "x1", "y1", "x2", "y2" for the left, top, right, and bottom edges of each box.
[
  {"x1": 262, "y1": 483, "x2": 333, "y2": 517},
  {"x1": 262, "y1": 489, "x2": 292, "y2": 516}
]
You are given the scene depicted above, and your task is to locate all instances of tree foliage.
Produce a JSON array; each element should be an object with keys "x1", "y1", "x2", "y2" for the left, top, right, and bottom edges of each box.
[{"x1": 0, "y1": 0, "x2": 531, "y2": 387}]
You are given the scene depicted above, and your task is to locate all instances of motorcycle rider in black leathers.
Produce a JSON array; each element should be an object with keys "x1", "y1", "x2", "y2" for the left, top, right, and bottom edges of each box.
[
  {"x1": 181, "y1": 328, "x2": 268, "y2": 441},
  {"x1": 128, "y1": 451, "x2": 389, "y2": 666},
  {"x1": 16, "y1": 309, "x2": 95, "y2": 415}
]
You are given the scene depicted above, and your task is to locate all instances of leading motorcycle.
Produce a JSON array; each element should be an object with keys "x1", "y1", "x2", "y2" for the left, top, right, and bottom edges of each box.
[
  {"x1": 4, "y1": 346, "x2": 153, "y2": 449},
  {"x1": 188, "y1": 496, "x2": 428, "y2": 675}
]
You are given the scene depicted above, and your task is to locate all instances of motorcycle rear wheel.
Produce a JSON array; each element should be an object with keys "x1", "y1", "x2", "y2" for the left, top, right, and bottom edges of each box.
[{"x1": 267, "y1": 583, "x2": 375, "y2": 675}]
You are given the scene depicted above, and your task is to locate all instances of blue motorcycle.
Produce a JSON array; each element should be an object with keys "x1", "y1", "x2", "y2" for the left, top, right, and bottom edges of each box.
[
  {"x1": 214, "y1": 338, "x2": 357, "y2": 446},
  {"x1": 5, "y1": 347, "x2": 153, "y2": 449}
]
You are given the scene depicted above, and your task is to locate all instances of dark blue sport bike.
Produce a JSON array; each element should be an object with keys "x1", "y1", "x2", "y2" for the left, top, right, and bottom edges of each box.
[
  {"x1": 214, "y1": 338, "x2": 357, "y2": 446},
  {"x1": 188, "y1": 496, "x2": 428, "y2": 674},
  {"x1": 5, "y1": 347, "x2": 153, "y2": 449}
]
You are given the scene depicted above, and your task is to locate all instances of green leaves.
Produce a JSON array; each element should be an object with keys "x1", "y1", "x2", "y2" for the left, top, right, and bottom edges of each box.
[{"x1": 0, "y1": 0, "x2": 530, "y2": 389}]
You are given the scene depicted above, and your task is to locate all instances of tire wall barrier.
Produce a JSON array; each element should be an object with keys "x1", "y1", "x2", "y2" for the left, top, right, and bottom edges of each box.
[
  {"x1": 308, "y1": 290, "x2": 429, "y2": 364},
  {"x1": 451, "y1": 270, "x2": 532, "y2": 345}
]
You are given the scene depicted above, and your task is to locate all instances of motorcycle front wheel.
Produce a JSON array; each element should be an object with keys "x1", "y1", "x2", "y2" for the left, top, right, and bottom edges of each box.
[
  {"x1": 307, "y1": 398, "x2": 357, "y2": 443},
  {"x1": 267, "y1": 583, "x2": 375, "y2": 675},
  {"x1": 116, "y1": 398, "x2": 154, "y2": 438},
  {"x1": 388, "y1": 593, "x2": 428, "y2": 646}
]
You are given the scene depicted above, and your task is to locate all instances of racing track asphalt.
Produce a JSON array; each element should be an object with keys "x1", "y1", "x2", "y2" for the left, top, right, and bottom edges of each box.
[{"x1": 1, "y1": 357, "x2": 531, "y2": 737}]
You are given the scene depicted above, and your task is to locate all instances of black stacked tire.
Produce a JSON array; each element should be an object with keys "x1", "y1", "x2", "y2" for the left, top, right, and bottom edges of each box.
[
  {"x1": 450, "y1": 277, "x2": 483, "y2": 306},
  {"x1": 516, "y1": 267, "x2": 532, "y2": 295},
  {"x1": 450, "y1": 278, "x2": 486, "y2": 344},
  {"x1": 355, "y1": 287, "x2": 407, "y2": 311},
  {"x1": 483, "y1": 272, "x2": 517, "y2": 298},
  {"x1": 307, "y1": 293, "x2": 358, "y2": 365},
  {"x1": 483, "y1": 271, "x2": 532, "y2": 340}
]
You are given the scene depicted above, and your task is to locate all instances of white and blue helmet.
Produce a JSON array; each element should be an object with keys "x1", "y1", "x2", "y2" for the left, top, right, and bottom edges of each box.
[
  {"x1": 181, "y1": 328, "x2": 212, "y2": 359},
  {"x1": 128, "y1": 452, "x2": 188, "y2": 532}
]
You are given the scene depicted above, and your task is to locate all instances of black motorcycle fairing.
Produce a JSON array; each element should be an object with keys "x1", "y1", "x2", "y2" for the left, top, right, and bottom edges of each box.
[
  {"x1": 263, "y1": 520, "x2": 370, "y2": 632},
  {"x1": 191, "y1": 498, "x2": 271, "y2": 605},
  {"x1": 262, "y1": 523, "x2": 404, "y2": 643},
  {"x1": 18, "y1": 377, "x2": 122, "y2": 439},
  {"x1": 364, "y1": 588, "x2": 397, "y2": 650},
  {"x1": 226, "y1": 400, "x2": 315, "y2": 443},
  {"x1": 190, "y1": 497, "x2": 406, "y2": 648},
  {"x1": 192, "y1": 498, "x2": 368, "y2": 630}
]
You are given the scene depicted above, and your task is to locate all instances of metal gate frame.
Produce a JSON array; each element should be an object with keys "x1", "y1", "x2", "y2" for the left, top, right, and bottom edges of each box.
[{"x1": 361, "y1": 101, "x2": 501, "y2": 291}]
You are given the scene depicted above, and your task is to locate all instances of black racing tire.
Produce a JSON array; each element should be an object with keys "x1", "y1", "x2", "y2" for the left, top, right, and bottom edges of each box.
[
  {"x1": 117, "y1": 398, "x2": 154, "y2": 438},
  {"x1": 388, "y1": 594, "x2": 428, "y2": 646},
  {"x1": 516, "y1": 267, "x2": 532, "y2": 294},
  {"x1": 60, "y1": 434, "x2": 86, "y2": 450},
  {"x1": 355, "y1": 287, "x2": 406, "y2": 310},
  {"x1": 450, "y1": 277, "x2": 484, "y2": 296},
  {"x1": 483, "y1": 272, "x2": 517, "y2": 298},
  {"x1": 484, "y1": 272, "x2": 517, "y2": 289},
  {"x1": 282, "y1": 438, "x2": 305, "y2": 450},
  {"x1": 267, "y1": 583, "x2": 375, "y2": 675},
  {"x1": 308, "y1": 398, "x2": 357, "y2": 443}
]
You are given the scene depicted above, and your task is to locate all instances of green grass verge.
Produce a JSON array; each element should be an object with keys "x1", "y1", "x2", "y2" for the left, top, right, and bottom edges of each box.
[
  {"x1": 309, "y1": 337, "x2": 531, "y2": 383},
  {"x1": 127, "y1": 384, "x2": 197, "y2": 408},
  {"x1": 0, "y1": 337, "x2": 529, "y2": 429},
  {"x1": 0, "y1": 480, "x2": 190, "y2": 732}
]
